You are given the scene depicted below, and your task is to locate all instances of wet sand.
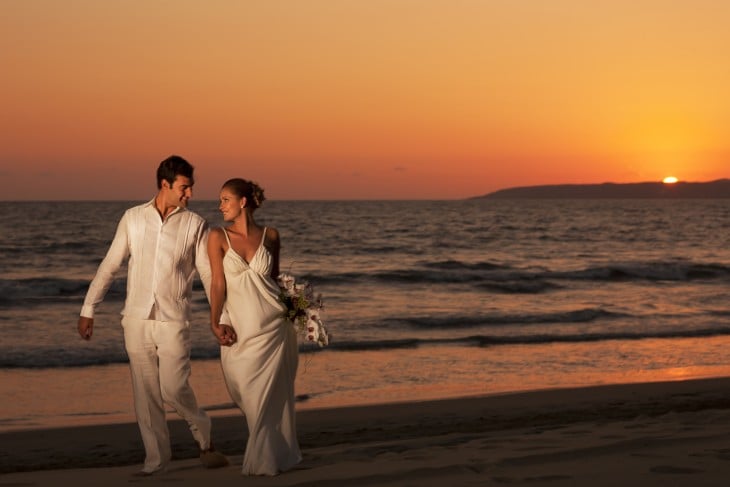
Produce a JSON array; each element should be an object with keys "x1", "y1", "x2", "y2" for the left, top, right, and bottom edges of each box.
[{"x1": 3, "y1": 377, "x2": 730, "y2": 486}]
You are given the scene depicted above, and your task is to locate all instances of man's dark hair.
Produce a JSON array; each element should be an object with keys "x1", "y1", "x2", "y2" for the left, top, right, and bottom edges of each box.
[{"x1": 156, "y1": 155, "x2": 194, "y2": 189}]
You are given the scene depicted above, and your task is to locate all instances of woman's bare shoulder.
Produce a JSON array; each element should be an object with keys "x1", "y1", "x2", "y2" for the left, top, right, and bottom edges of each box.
[
  {"x1": 209, "y1": 226, "x2": 225, "y2": 237},
  {"x1": 264, "y1": 226, "x2": 280, "y2": 246},
  {"x1": 208, "y1": 226, "x2": 228, "y2": 245}
]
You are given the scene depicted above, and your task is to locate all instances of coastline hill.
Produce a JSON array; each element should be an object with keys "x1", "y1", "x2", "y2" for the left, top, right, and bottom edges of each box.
[{"x1": 476, "y1": 179, "x2": 730, "y2": 199}]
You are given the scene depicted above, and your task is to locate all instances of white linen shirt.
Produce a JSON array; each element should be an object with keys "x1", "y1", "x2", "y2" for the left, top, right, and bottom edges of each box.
[{"x1": 80, "y1": 199, "x2": 213, "y2": 322}]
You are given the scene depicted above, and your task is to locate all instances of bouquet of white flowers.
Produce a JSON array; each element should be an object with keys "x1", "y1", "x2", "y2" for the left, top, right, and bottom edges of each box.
[{"x1": 277, "y1": 272, "x2": 329, "y2": 347}]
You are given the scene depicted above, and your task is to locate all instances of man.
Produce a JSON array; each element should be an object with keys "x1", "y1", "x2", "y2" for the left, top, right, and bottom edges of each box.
[{"x1": 78, "y1": 155, "x2": 229, "y2": 475}]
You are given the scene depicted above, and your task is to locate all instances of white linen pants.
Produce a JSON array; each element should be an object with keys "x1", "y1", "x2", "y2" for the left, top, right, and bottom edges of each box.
[{"x1": 121, "y1": 316, "x2": 211, "y2": 473}]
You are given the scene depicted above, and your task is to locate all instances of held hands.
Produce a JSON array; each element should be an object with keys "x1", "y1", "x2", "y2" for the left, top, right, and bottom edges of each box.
[
  {"x1": 78, "y1": 316, "x2": 94, "y2": 340},
  {"x1": 212, "y1": 323, "x2": 237, "y2": 347}
]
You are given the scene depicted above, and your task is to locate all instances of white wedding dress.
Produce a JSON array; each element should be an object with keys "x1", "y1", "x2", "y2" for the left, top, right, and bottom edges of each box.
[{"x1": 220, "y1": 228, "x2": 302, "y2": 475}]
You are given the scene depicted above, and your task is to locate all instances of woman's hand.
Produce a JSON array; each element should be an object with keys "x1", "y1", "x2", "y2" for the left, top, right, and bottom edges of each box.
[{"x1": 211, "y1": 323, "x2": 237, "y2": 346}]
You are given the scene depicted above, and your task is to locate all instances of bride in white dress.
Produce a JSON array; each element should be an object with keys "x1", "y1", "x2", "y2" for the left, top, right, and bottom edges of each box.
[{"x1": 207, "y1": 178, "x2": 302, "y2": 476}]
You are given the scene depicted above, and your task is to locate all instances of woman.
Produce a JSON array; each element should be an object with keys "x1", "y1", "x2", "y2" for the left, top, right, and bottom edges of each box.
[{"x1": 207, "y1": 178, "x2": 302, "y2": 475}]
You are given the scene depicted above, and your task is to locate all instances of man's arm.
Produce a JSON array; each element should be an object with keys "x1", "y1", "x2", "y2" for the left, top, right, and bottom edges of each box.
[{"x1": 77, "y1": 212, "x2": 130, "y2": 339}]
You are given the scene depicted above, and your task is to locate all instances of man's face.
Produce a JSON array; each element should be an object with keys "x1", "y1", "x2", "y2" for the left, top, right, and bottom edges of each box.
[{"x1": 163, "y1": 175, "x2": 194, "y2": 208}]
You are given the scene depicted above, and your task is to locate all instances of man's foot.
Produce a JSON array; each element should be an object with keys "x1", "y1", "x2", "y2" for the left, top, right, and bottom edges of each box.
[
  {"x1": 132, "y1": 467, "x2": 167, "y2": 477},
  {"x1": 200, "y1": 445, "x2": 229, "y2": 469}
]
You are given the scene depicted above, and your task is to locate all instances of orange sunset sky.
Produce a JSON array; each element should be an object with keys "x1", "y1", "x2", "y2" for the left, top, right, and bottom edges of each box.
[{"x1": 1, "y1": 0, "x2": 729, "y2": 200}]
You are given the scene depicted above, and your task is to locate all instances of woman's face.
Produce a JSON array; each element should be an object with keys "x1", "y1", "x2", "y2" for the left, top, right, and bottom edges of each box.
[{"x1": 218, "y1": 187, "x2": 243, "y2": 222}]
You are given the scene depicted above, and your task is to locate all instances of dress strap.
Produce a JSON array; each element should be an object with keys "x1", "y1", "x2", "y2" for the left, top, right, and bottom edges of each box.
[
  {"x1": 260, "y1": 227, "x2": 268, "y2": 246},
  {"x1": 222, "y1": 227, "x2": 232, "y2": 249}
]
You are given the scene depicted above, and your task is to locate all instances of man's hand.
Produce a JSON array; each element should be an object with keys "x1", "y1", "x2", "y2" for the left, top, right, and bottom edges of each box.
[
  {"x1": 211, "y1": 323, "x2": 237, "y2": 347},
  {"x1": 78, "y1": 316, "x2": 94, "y2": 340}
]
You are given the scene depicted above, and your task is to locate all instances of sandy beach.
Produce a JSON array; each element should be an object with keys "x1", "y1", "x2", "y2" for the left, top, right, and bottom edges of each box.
[{"x1": 3, "y1": 377, "x2": 730, "y2": 486}]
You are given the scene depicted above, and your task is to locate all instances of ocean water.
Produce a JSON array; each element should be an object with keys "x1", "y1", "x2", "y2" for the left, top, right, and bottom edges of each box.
[{"x1": 2, "y1": 199, "x2": 730, "y2": 431}]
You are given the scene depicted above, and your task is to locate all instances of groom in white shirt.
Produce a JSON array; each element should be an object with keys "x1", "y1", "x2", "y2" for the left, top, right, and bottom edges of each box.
[{"x1": 78, "y1": 155, "x2": 228, "y2": 475}]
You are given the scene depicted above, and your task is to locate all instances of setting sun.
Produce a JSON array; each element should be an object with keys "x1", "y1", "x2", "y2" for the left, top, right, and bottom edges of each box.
[{"x1": 663, "y1": 176, "x2": 679, "y2": 184}]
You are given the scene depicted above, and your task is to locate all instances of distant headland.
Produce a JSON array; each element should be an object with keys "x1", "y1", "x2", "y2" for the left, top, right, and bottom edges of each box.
[{"x1": 475, "y1": 179, "x2": 730, "y2": 199}]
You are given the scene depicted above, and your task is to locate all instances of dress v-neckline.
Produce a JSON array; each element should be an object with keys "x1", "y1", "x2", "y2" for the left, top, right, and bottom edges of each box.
[
  {"x1": 224, "y1": 227, "x2": 266, "y2": 266},
  {"x1": 226, "y1": 241, "x2": 262, "y2": 266}
]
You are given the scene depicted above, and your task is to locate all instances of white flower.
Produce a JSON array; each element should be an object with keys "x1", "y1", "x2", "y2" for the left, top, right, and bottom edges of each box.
[{"x1": 277, "y1": 273, "x2": 329, "y2": 347}]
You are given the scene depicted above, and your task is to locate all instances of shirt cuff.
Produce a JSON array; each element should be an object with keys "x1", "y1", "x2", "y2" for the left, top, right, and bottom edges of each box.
[{"x1": 80, "y1": 305, "x2": 95, "y2": 319}]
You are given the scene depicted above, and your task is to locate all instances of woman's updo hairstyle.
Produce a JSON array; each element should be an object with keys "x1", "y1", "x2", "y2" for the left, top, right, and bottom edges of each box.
[{"x1": 222, "y1": 178, "x2": 266, "y2": 210}]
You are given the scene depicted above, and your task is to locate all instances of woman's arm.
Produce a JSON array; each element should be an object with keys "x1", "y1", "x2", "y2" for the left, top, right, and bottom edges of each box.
[
  {"x1": 266, "y1": 227, "x2": 282, "y2": 280},
  {"x1": 207, "y1": 228, "x2": 237, "y2": 346}
]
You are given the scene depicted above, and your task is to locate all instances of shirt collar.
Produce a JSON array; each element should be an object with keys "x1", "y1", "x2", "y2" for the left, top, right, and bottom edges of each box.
[{"x1": 144, "y1": 198, "x2": 186, "y2": 219}]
